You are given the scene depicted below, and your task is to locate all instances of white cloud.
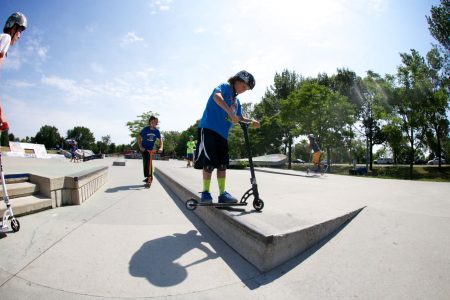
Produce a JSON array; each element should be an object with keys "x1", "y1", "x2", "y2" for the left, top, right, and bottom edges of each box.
[
  {"x1": 149, "y1": 0, "x2": 173, "y2": 14},
  {"x1": 120, "y1": 32, "x2": 144, "y2": 47},
  {"x1": 4, "y1": 79, "x2": 35, "y2": 88},
  {"x1": 194, "y1": 27, "x2": 206, "y2": 34},
  {"x1": 41, "y1": 75, "x2": 94, "y2": 98},
  {"x1": 368, "y1": 0, "x2": 388, "y2": 11}
]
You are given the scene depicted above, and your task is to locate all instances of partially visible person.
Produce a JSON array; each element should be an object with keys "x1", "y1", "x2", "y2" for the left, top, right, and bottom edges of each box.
[
  {"x1": 0, "y1": 12, "x2": 27, "y2": 134},
  {"x1": 186, "y1": 135, "x2": 196, "y2": 167},
  {"x1": 306, "y1": 134, "x2": 321, "y2": 172},
  {"x1": 70, "y1": 142, "x2": 79, "y2": 163}
]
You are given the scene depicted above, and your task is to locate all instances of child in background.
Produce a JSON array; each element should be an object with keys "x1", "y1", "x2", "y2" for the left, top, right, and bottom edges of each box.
[
  {"x1": 306, "y1": 134, "x2": 322, "y2": 173},
  {"x1": 137, "y1": 116, "x2": 163, "y2": 187},
  {"x1": 186, "y1": 135, "x2": 196, "y2": 167}
]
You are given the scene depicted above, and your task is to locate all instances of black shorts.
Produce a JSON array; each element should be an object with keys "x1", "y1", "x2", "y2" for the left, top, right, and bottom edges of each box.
[{"x1": 194, "y1": 127, "x2": 229, "y2": 170}]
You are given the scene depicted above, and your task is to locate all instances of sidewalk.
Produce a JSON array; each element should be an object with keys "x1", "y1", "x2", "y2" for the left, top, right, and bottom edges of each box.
[{"x1": 0, "y1": 157, "x2": 449, "y2": 299}]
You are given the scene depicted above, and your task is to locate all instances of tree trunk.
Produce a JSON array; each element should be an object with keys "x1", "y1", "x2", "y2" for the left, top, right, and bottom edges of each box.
[
  {"x1": 288, "y1": 138, "x2": 292, "y2": 169},
  {"x1": 326, "y1": 146, "x2": 332, "y2": 173},
  {"x1": 409, "y1": 127, "x2": 414, "y2": 180}
]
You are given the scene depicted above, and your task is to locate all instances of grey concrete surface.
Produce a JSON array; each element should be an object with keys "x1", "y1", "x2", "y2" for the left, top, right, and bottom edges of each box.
[{"x1": 0, "y1": 157, "x2": 449, "y2": 299}]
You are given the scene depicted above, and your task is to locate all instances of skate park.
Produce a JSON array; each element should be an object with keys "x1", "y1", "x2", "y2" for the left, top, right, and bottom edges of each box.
[{"x1": 1, "y1": 155, "x2": 449, "y2": 299}]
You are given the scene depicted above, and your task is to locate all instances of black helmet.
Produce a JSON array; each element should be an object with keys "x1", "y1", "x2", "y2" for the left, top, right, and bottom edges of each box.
[
  {"x1": 235, "y1": 70, "x2": 255, "y2": 89},
  {"x1": 4, "y1": 12, "x2": 27, "y2": 32}
]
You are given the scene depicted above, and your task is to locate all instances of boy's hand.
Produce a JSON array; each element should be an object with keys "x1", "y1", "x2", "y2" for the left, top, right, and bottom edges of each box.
[
  {"x1": 251, "y1": 120, "x2": 260, "y2": 128},
  {"x1": 0, "y1": 121, "x2": 9, "y2": 132},
  {"x1": 158, "y1": 148, "x2": 163, "y2": 153},
  {"x1": 228, "y1": 114, "x2": 239, "y2": 124}
]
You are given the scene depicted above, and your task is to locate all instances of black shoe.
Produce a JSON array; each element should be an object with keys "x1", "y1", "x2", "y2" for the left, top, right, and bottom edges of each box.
[{"x1": 143, "y1": 177, "x2": 148, "y2": 182}]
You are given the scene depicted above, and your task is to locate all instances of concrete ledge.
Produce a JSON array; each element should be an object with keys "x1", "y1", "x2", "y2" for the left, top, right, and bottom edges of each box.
[
  {"x1": 156, "y1": 166, "x2": 364, "y2": 272},
  {"x1": 113, "y1": 160, "x2": 126, "y2": 166},
  {"x1": 63, "y1": 166, "x2": 109, "y2": 205},
  {"x1": 29, "y1": 166, "x2": 108, "y2": 207}
]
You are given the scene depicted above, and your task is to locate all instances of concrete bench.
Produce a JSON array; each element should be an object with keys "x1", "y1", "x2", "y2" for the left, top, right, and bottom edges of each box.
[{"x1": 29, "y1": 166, "x2": 108, "y2": 207}]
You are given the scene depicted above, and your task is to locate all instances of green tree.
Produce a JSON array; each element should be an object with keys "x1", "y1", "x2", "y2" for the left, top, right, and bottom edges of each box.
[
  {"x1": 426, "y1": 0, "x2": 450, "y2": 52},
  {"x1": 393, "y1": 50, "x2": 432, "y2": 177},
  {"x1": 66, "y1": 126, "x2": 95, "y2": 150},
  {"x1": 253, "y1": 69, "x2": 302, "y2": 167},
  {"x1": 423, "y1": 46, "x2": 450, "y2": 165},
  {"x1": 283, "y1": 82, "x2": 355, "y2": 170},
  {"x1": 162, "y1": 130, "x2": 182, "y2": 158},
  {"x1": 34, "y1": 125, "x2": 63, "y2": 149}
]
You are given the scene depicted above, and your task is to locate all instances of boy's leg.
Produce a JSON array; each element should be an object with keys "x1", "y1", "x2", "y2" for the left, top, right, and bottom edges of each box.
[
  {"x1": 142, "y1": 150, "x2": 150, "y2": 179},
  {"x1": 216, "y1": 137, "x2": 237, "y2": 203},
  {"x1": 196, "y1": 128, "x2": 215, "y2": 202},
  {"x1": 148, "y1": 151, "x2": 154, "y2": 181}
]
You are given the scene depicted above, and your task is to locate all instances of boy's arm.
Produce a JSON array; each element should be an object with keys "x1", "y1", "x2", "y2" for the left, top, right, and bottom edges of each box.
[
  {"x1": 137, "y1": 135, "x2": 144, "y2": 152},
  {"x1": 0, "y1": 104, "x2": 9, "y2": 131},
  {"x1": 213, "y1": 92, "x2": 239, "y2": 124},
  {"x1": 158, "y1": 137, "x2": 164, "y2": 153}
]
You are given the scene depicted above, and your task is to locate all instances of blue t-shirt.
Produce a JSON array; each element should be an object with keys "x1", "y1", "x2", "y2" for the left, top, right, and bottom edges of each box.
[
  {"x1": 140, "y1": 126, "x2": 161, "y2": 150},
  {"x1": 198, "y1": 83, "x2": 242, "y2": 139}
]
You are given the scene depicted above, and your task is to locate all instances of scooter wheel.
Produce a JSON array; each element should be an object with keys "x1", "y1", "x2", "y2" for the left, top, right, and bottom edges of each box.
[
  {"x1": 11, "y1": 218, "x2": 20, "y2": 232},
  {"x1": 186, "y1": 199, "x2": 198, "y2": 211},
  {"x1": 253, "y1": 199, "x2": 264, "y2": 211}
]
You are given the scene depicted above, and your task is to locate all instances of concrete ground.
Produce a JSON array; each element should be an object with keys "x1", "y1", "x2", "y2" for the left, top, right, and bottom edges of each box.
[{"x1": 0, "y1": 157, "x2": 449, "y2": 299}]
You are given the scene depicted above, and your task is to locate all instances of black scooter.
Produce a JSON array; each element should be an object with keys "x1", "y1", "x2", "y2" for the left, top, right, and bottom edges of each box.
[{"x1": 186, "y1": 121, "x2": 264, "y2": 211}]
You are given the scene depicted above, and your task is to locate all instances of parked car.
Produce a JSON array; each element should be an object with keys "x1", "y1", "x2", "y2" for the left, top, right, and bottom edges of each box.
[
  {"x1": 295, "y1": 158, "x2": 305, "y2": 164},
  {"x1": 427, "y1": 157, "x2": 446, "y2": 165},
  {"x1": 124, "y1": 150, "x2": 142, "y2": 159},
  {"x1": 414, "y1": 159, "x2": 427, "y2": 165},
  {"x1": 373, "y1": 157, "x2": 394, "y2": 164}
]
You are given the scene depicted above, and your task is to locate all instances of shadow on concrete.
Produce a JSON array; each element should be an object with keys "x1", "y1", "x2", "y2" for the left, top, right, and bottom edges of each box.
[
  {"x1": 155, "y1": 173, "x2": 363, "y2": 290},
  {"x1": 104, "y1": 185, "x2": 146, "y2": 193},
  {"x1": 129, "y1": 229, "x2": 219, "y2": 287},
  {"x1": 156, "y1": 177, "x2": 262, "y2": 287}
]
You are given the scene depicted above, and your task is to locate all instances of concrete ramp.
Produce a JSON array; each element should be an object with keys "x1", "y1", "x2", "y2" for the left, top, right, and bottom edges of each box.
[
  {"x1": 155, "y1": 160, "x2": 364, "y2": 272},
  {"x1": 230, "y1": 154, "x2": 288, "y2": 167}
]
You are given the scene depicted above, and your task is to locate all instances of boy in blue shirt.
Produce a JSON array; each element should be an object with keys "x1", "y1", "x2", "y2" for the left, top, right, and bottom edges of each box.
[
  {"x1": 137, "y1": 116, "x2": 163, "y2": 186},
  {"x1": 194, "y1": 71, "x2": 260, "y2": 203}
]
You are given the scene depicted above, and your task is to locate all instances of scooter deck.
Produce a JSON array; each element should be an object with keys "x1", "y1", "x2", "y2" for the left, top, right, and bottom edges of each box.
[{"x1": 193, "y1": 202, "x2": 247, "y2": 207}]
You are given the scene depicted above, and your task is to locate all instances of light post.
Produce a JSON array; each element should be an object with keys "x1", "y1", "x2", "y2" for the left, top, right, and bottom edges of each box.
[{"x1": 365, "y1": 127, "x2": 370, "y2": 171}]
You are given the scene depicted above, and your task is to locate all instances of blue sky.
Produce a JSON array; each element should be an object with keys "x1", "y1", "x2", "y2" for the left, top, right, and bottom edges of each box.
[{"x1": 0, "y1": 0, "x2": 440, "y2": 145}]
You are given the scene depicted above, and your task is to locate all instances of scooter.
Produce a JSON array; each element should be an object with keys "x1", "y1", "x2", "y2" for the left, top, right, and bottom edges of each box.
[
  {"x1": 186, "y1": 121, "x2": 264, "y2": 211},
  {"x1": 306, "y1": 152, "x2": 328, "y2": 176},
  {"x1": 144, "y1": 150, "x2": 155, "y2": 188},
  {"x1": 1, "y1": 152, "x2": 20, "y2": 233}
]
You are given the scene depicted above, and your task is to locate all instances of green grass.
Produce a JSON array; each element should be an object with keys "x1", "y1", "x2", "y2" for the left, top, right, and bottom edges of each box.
[{"x1": 288, "y1": 163, "x2": 450, "y2": 182}]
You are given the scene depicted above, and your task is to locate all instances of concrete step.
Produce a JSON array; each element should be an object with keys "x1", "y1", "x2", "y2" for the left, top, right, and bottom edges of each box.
[
  {"x1": 0, "y1": 182, "x2": 40, "y2": 199},
  {"x1": 0, "y1": 194, "x2": 52, "y2": 217}
]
